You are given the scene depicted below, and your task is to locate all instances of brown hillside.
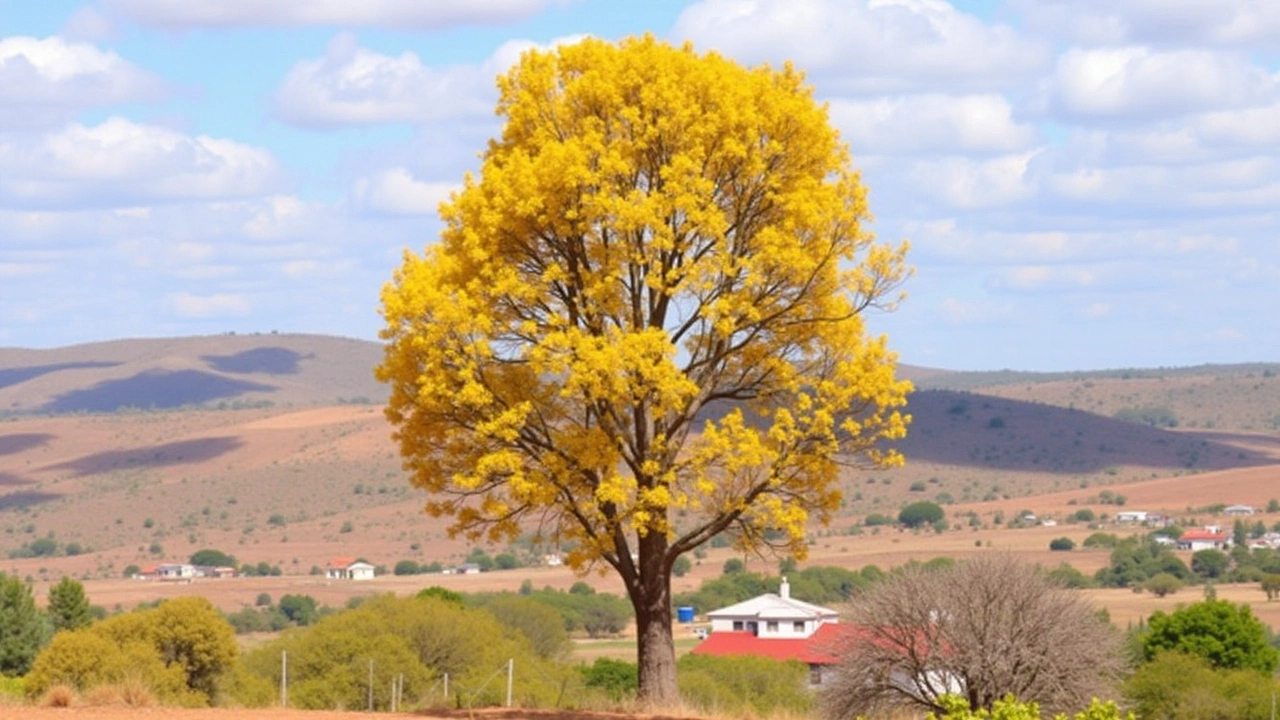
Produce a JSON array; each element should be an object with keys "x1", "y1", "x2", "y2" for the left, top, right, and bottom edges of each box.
[
  {"x1": 1, "y1": 335, "x2": 1279, "y2": 622},
  {"x1": 0, "y1": 333, "x2": 385, "y2": 414}
]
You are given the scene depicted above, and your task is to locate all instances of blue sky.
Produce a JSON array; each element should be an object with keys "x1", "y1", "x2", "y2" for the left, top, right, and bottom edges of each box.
[{"x1": 1, "y1": 0, "x2": 1277, "y2": 371}]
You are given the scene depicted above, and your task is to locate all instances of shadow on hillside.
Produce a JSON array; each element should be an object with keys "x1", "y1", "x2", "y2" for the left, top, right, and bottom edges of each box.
[
  {"x1": 202, "y1": 347, "x2": 311, "y2": 375},
  {"x1": 0, "y1": 491, "x2": 58, "y2": 511},
  {"x1": 0, "y1": 361, "x2": 121, "y2": 390},
  {"x1": 0, "y1": 472, "x2": 33, "y2": 487},
  {"x1": 47, "y1": 436, "x2": 242, "y2": 477},
  {"x1": 40, "y1": 369, "x2": 275, "y2": 413},
  {"x1": 893, "y1": 390, "x2": 1278, "y2": 474},
  {"x1": 0, "y1": 433, "x2": 53, "y2": 456}
]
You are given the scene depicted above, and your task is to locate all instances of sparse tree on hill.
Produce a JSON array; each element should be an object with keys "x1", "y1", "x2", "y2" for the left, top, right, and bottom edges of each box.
[
  {"x1": 376, "y1": 35, "x2": 910, "y2": 704},
  {"x1": 820, "y1": 554, "x2": 1122, "y2": 719}
]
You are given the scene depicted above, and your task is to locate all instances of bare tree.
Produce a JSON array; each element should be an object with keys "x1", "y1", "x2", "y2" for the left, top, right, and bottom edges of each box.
[{"x1": 819, "y1": 554, "x2": 1123, "y2": 719}]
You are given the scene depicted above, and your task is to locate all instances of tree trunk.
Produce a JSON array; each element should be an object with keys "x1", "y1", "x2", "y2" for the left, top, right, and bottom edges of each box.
[{"x1": 631, "y1": 535, "x2": 677, "y2": 707}]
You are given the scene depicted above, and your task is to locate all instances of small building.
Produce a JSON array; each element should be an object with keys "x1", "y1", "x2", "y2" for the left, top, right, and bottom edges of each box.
[
  {"x1": 457, "y1": 563, "x2": 482, "y2": 575},
  {"x1": 1115, "y1": 511, "x2": 1148, "y2": 523},
  {"x1": 1224, "y1": 504, "x2": 1256, "y2": 516},
  {"x1": 1176, "y1": 530, "x2": 1230, "y2": 552},
  {"x1": 326, "y1": 557, "x2": 376, "y2": 580},
  {"x1": 705, "y1": 577, "x2": 839, "y2": 638},
  {"x1": 156, "y1": 563, "x2": 197, "y2": 580}
]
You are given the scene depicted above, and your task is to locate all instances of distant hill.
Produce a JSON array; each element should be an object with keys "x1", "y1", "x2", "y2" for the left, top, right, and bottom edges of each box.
[
  {"x1": 0, "y1": 334, "x2": 386, "y2": 415},
  {"x1": 1, "y1": 334, "x2": 1278, "y2": 583}
]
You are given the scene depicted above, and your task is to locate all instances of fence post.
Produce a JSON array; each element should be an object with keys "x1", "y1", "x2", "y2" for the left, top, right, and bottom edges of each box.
[
  {"x1": 368, "y1": 659, "x2": 374, "y2": 711},
  {"x1": 506, "y1": 658, "x2": 513, "y2": 708},
  {"x1": 280, "y1": 650, "x2": 288, "y2": 707}
]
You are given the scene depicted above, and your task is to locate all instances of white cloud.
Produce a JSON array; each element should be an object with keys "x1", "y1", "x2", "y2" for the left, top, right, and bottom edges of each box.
[
  {"x1": 167, "y1": 292, "x2": 251, "y2": 319},
  {"x1": 61, "y1": 7, "x2": 118, "y2": 42},
  {"x1": 905, "y1": 151, "x2": 1039, "y2": 209},
  {"x1": 673, "y1": 0, "x2": 1048, "y2": 93},
  {"x1": 272, "y1": 33, "x2": 586, "y2": 128},
  {"x1": 0, "y1": 117, "x2": 283, "y2": 208},
  {"x1": 830, "y1": 93, "x2": 1036, "y2": 155},
  {"x1": 0, "y1": 36, "x2": 164, "y2": 129},
  {"x1": 1018, "y1": 0, "x2": 1280, "y2": 47},
  {"x1": 1041, "y1": 46, "x2": 1277, "y2": 121},
  {"x1": 104, "y1": 0, "x2": 561, "y2": 30},
  {"x1": 351, "y1": 168, "x2": 456, "y2": 216}
]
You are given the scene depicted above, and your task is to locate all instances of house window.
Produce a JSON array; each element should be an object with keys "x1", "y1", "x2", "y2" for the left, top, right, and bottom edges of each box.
[
  {"x1": 732, "y1": 621, "x2": 744, "y2": 631},
  {"x1": 809, "y1": 666, "x2": 823, "y2": 685},
  {"x1": 766, "y1": 621, "x2": 778, "y2": 633},
  {"x1": 793, "y1": 621, "x2": 805, "y2": 632}
]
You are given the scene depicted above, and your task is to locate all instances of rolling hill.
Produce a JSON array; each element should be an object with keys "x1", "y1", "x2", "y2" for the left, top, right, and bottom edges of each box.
[{"x1": 0, "y1": 334, "x2": 1277, "y2": 591}]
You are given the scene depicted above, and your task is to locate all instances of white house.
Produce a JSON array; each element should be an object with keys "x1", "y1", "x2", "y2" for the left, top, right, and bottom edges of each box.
[
  {"x1": 1224, "y1": 504, "x2": 1255, "y2": 516},
  {"x1": 326, "y1": 557, "x2": 376, "y2": 580},
  {"x1": 1115, "y1": 511, "x2": 1148, "y2": 523},
  {"x1": 1176, "y1": 529, "x2": 1230, "y2": 551},
  {"x1": 156, "y1": 563, "x2": 197, "y2": 579},
  {"x1": 705, "y1": 577, "x2": 839, "y2": 639}
]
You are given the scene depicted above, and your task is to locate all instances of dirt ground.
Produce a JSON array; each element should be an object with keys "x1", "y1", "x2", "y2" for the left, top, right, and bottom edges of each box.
[{"x1": 0, "y1": 708, "x2": 704, "y2": 720}]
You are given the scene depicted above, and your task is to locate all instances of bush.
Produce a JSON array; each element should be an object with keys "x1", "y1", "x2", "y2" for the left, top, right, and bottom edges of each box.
[
  {"x1": 580, "y1": 657, "x2": 637, "y2": 700},
  {"x1": 925, "y1": 693, "x2": 1133, "y2": 720},
  {"x1": 1049, "y1": 537, "x2": 1075, "y2": 551},
  {"x1": 864, "y1": 512, "x2": 894, "y2": 527},
  {"x1": 1143, "y1": 573, "x2": 1183, "y2": 597},
  {"x1": 722, "y1": 558, "x2": 745, "y2": 575},
  {"x1": 1141, "y1": 599, "x2": 1279, "y2": 673},
  {"x1": 393, "y1": 560, "x2": 420, "y2": 576},
  {"x1": 677, "y1": 653, "x2": 812, "y2": 716},
  {"x1": 672, "y1": 555, "x2": 692, "y2": 578},
  {"x1": 1070, "y1": 508, "x2": 1095, "y2": 523}
]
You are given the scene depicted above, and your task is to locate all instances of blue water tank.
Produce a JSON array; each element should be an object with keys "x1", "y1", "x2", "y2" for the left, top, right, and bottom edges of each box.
[{"x1": 676, "y1": 606, "x2": 695, "y2": 623}]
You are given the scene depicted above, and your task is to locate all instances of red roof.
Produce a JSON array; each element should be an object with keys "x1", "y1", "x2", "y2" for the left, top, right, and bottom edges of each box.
[
  {"x1": 1180, "y1": 531, "x2": 1227, "y2": 541},
  {"x1": 328, "y1": 556, "x2": 358, "y2": 569},
  {"x1": 691, "y1": 623, "x2": 856, "y2": 665}
]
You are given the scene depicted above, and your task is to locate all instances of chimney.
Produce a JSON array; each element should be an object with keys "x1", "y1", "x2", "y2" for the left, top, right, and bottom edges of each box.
[{"x1": 780, "y1": 576, "x2": 790, "y2": 600}]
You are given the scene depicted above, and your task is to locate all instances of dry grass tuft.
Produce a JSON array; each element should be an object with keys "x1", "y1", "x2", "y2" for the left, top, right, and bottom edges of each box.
[
  {"x1": 83, "y1": 685, "x2": 123, "y2": 707},
  {"x1": 119, "y1": 678, "x2": 155, "y2": 707},
  {"x1": 40, "y1": 684, "x2": 78, "y2": 707}
]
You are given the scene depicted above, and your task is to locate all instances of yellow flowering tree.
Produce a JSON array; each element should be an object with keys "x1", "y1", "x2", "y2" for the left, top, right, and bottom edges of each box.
[{"x1": 377, "y1": 35, "x2": 910, "y2": 704}]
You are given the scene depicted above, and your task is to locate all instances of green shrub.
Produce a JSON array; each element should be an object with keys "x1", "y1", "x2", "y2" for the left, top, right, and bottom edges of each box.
[
  {"x1": 580, "y1": 657, "x2": 637, "y2": 700},
  {"x1": 677, "y1": 653, "x2": 812, "y2": 716},
  {"x1": 1049, "y1": 537, "x2": 1076, "y2": 551},
  {"x1": 899, "y1": 501, "x2": 945, "y2": 528}
]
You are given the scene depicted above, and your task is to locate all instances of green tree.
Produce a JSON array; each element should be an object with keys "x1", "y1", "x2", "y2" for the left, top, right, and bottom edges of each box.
[
  {"x1": 374, "y1": 35, "x2": 910, "y2": 704},
  {"x1": 581, "y1": 657, "x2": 638, "y2": 700},
  {"x1": 47, "y1": 577, "x2": 93, "y2": 632},
  {"x1": 898, "y1": 501, "x2": 945, "y2": 528},
  {"x1": 149, "y1": 596, "x2": 239, "y2": 698},
  {"x1": 0, "y1": 571, "x2": 50, "y2": 675},
  {"x1": 189, "y1": 549, "x2": 236, "y2": 567},
  {"x1": 1049, "y1": 537, "x2": 1075, "y2": 551},
  {"x1": 1141, "y1": 599, "x2": 1279, "y2": 673},
  {"x1": 722, "y1": 558, "x2": 746, "y2": 575},
  {"x1": 482, "y1": 595, "x2": 571, "y2": 659},
  {"x1": 1124, "y1": 651, "x2": 1280, "y2": 720},
  {"x1": 1261, "y1": 573, "x2": 1280, "y2": 601},
  {"x1": 1191, "y1": 549, "x2": 1229, "y2": 579},
  {"x1": 1143, "y1": 573, "x2": 1183, "y2": 598},
  {"x1": 278, "y1": 594, "x2": 319, "y2": 626}
]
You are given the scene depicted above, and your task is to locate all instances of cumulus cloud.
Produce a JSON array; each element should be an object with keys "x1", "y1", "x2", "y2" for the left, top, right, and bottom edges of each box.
[
  {"x1": 272, "y1": 33, "x2": 586, "y2": 128},
  {"x1": 673, "y1": 0, "x2": 1048, "y2": 93},
  {"x1": 0, "y1": 36, "x2": 164, "y2": 129},
  {"x1": 830, "y1": 93, "x2": 1037, "y2": 155},
  {"x1": 0, "y1": 117, "x2": 283, "y2": 208},
  {"x1": 1018, "y1": 0, "x2": 1280, "y2": 47},
  {"x1": 104, "y1": 0, "x2": 561, "y2": 30},
  {"x1": 1039, "y1": 46, "x2": 1277, "y2": 121},
  {"x1": 351, "y1": 168, "x2": 457, "y2": 216}
]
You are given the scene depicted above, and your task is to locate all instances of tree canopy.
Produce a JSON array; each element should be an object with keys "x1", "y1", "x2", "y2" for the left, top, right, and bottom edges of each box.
[
  {"x1": 1140, "y1": 599, "x2": 1279, "y2": 674},
  {"x1": 376, "y1": 35, "x2": 909, "y2": 703},
  {"x1": 0, "y1": 571, "x2": 49, "y2": 675},
  {"x1": 47, "y1": 577, "x2": 92, "y2": 633}
]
